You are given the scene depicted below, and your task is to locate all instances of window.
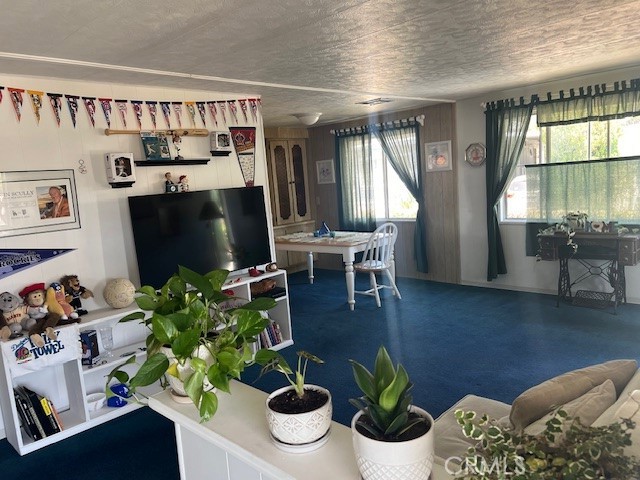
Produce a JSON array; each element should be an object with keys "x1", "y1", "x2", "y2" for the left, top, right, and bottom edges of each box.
[
  {"x1": 371, "y1": 138, "x2": 418, "y2": 220},
  {"x1": 502, "y1": 114, "x2": 640, "y2": 222}
]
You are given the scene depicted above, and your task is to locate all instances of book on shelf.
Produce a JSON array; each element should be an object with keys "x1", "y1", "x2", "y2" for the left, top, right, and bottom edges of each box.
[
  {"x1": 13, "y1": 389, "x2": 40, "y2": 441},
  {"x1": 14, "y1": 387, "x2": 46, "y2": 440},
  {"x1": 14, "y1": 386, "x2": 61, "y2": 439}
]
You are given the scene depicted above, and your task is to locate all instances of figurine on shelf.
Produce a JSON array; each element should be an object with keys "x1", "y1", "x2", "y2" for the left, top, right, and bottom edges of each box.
[
  {"x1": 164, "y1": 172, "x2": 178, "y2": 193},
  {"x1": 172, "y1": 132, "x2": 184, "y2": 160},
  {"x1": 179, "y1": 175, "x2": 190, "y2": 192},
  {"x1": 60, "y1": 275, "x2": 93, "y2": 316},
  {"x1": 45, "y1": 282, "x2": 79, "y2": 321},
  {"x1": 0, "y1": 292, "x2": 28, "y2": 341}
]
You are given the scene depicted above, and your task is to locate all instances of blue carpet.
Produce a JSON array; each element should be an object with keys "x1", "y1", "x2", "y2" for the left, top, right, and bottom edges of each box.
[{"x1": 1, "y1": 268, "x2": 639, "y2": 478}]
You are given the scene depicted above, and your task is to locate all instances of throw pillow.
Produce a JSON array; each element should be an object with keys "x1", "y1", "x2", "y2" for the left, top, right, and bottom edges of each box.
[
  {"x1": 510, "y1": 359, "x2": 637, "y2": 430},
  {"x1": 523, "y1": 379, "x2": 616, "y2": 436}
]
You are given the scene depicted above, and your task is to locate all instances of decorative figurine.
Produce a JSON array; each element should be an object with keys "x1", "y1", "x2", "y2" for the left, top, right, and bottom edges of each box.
[
  {"x1": 172, "y1": 132, "x2": 184, "y2": 160},
  {"x1": 60, "y1": 275, "x2": 94, "y2": 316},
  {"x1": 0, "y1": 292, "x2": 28, "y2": 341},
  {"x1": 45, "y1": 282, "x2": 79, "y2": 321},
  {"x1": 165, "y1": 172, "x2": 179, "y2": 193},
  {"x1": 179, "y1": 175, "x2": 190, "y2": 192}
]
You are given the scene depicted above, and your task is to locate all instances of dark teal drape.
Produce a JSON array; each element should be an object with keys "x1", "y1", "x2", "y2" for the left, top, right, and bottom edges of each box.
[
  {"x1": 373, "y1": 122, "x2": 428, "y2": 273},
  {"x1": 334, "y1": 130, "x2": 376, "y2": 232},
  {"x1": 485, "y1": 99, "x2": 533, "y2": 281}
]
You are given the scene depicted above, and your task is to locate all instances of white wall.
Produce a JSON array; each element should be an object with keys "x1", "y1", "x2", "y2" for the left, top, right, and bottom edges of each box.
[{"x1": 456, "y1": 65, "x2": 640, "y2": 303}]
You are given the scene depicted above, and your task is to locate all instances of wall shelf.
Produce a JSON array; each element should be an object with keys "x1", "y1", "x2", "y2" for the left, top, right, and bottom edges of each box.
[{"x1": 134, "y1": 159, "x2": 210, "y2": 166}]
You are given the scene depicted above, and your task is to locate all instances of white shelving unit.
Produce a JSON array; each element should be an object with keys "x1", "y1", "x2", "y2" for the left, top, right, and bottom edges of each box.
[{"x1": 0, "y1": 269, "x2": 293, "y2": 455}]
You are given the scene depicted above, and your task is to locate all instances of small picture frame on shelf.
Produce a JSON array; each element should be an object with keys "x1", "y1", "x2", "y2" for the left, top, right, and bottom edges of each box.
[
  {"x1": 140, "y1": 131, "x2": 171, "y2": 160},
  {"x1": 210, "y1": 131, "x2": 233, "y2": 156}
]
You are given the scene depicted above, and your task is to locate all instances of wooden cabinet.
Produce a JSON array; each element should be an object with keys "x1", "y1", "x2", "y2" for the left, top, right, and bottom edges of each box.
[{"x1": 267, "y1": 139, "x2": 312, "y2": 226}]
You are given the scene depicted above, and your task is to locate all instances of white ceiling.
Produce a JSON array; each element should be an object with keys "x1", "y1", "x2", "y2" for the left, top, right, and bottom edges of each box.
[{"x1": 1, "y1": 0, "x2": 640, "y2": 127}]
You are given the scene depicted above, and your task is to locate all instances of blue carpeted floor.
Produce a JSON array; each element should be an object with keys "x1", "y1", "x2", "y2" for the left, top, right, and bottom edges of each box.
[{"x1": 1, "y1": 269, "x2": 639, "y2": 479}]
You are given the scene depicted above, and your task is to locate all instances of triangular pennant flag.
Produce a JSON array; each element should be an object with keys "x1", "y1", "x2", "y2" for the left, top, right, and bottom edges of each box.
[
  {"x1": 131, "y1": 101, "x2": 143, "y2": 129},
  {"x1": 248, "y1": 98, "x2": 258, "y2": 122},
  {"x1": 82, "y1": 97, "x2": 97, "y2": 127},
  {"x1": 0, "y1": 249, "x2": 75, "y2": 279},
  {"x1": 207, "y1": 101, "x2": 218, "y2": 126},
  {"x1": 66, "y1": 95, "x2": 79, "y2": 127},
  {"x1": 160, "y1": 102, "x2": 171, "y2": 128},
  {"x1": 185, "y1": 101, "x2": 196, "y2": 127},
  {"x1": 0, "y1": 86, "x2": 4, "y2": 104},
  {"x1": 227, "y1": 100, "x2": 238, "y2": 124},
  {"x1": 196, "y1": 102, "x2": 207, "y2": 127},
  {"x1": 8, "y1": 88, "x2": 25, "y2": 122},
  {"x1": 146, "y1": 101, "x2": 158, "y2": 129},
  {"x1": 217, "y1": 101, "x2": 227, "y2": 124},
  {"x1": 48, "y1": 93, "x2": 63, "y2": 126},
  {"x1": 27, "y1": 90, "x2": 44, "y2": 124},
  {"x1": 172, "y1": 102, "x2": 183, "y2": 128},
  {"x1": 229, "y1": 127, "x2": 256, "y2": 186},
  {"x1": 115, "y1": 100, "x2": 128, "y2": 128},
  {"x1": 238, "y1": 99, "x2": 248, "y2": 123},
  {"x1": 99, "y1": 98, "x2": 112, "y2": 127}
]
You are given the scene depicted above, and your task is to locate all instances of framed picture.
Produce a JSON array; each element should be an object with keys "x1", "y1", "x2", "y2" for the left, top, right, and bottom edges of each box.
[
  {"x1": 425, "y1": 140, "x2": 452, "y2": 172},
  {"x1": 0, "y1": 169, "x2": 80, "y2": 238},
  {"x1": 316, "y1": 159, "x2": 335, "y2": 184}
]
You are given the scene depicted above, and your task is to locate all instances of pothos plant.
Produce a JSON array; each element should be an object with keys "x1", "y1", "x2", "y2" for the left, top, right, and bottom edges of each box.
[
  {"x1": 105, "y1": 266, "x2": 276, "y2": 422},
  {"x1": 455, "y1": 408, "x2": 640, "y2": 480},
  {"x1": 536, "y1": 212, "x2": 589, "y2": 260}
]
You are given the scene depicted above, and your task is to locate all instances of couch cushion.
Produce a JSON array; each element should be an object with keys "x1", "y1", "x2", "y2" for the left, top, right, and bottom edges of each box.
[
  {"x1": 523, "y1": 379, "x2": 616, "y2": 436},
  {"x1": 593, "y1": 369, "x2": 640, "y2": 427},
  {"x1": 434, "y1": 394, "x2": 511, "y2": 465},
  {"x1": 510, "y1": 359, "x2": 637, "y2": 430},
  {"x1": 595, "y1": 389, "x2": 640, "y2": 457}
]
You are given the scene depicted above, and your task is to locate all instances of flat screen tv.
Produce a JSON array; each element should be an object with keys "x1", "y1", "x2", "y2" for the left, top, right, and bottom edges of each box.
[{"x1": 128, "y1": 186, "x2": 272, "y2": 288}]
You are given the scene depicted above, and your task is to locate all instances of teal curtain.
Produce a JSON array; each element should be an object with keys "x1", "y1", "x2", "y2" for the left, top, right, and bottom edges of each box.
[
  {"x1": 537, "y1": 79, "x2": 640, "y2": 126},
  {"x1": 373, "y1": 122, "x2": 428, "y2": 273},
  {"x1": 485, "y1": 99, "x2": 533, "y2": 281},
  {"x1": 525, "y1": 157, "x2": 640, "y2": 223},
  {"x1": 334, "y1": 131, "x2": 376, "y2": 231}
]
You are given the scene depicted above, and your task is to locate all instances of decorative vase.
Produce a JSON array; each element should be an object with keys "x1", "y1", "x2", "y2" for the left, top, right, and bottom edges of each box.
[
  {"x1": 351, "y1": 406, "x2": 435, "y2": 480},
  {"x1": 265, "y1": 384, "x2": 332, "y2": 452}
]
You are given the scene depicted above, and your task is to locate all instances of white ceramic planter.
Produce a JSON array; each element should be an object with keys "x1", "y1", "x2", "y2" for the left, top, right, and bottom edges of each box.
[
  {"x1": 351, "y1": 406, "x2": 435, "y2": 480},
  {"x1": 266, "y1": 384, "x2": 332, "y2": 451},
  {"x1": 161, "y1": 345, "x2": 214, "y2": 400}
]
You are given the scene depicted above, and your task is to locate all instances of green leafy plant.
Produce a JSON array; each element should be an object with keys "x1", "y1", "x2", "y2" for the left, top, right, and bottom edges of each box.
[
  {"x1": 105, "y1": 266, "x2": 275, "y2": 422},
  {"x1": 455, "y1": 408, "x2": 640, "y2": 480},
  {"x1": 254, "y1": 349, "x2": 324, "y2": 398},
  {"x1": 349, "y1": 345, "x2": 426, "y2": 440}
]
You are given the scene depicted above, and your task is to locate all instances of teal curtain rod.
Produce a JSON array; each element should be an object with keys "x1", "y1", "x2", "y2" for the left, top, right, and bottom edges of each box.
[{"x1": 524, "y1": 155, "x2": 640, "y2": 168}]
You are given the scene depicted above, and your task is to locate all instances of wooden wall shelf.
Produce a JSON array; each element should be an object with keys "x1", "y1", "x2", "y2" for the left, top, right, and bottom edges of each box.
[{"x1": 134, "y1": 159, "x2": 210, "y2": 166}]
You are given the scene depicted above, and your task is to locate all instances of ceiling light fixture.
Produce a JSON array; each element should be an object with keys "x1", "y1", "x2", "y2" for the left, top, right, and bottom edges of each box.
[
  {"x1": 356, "y1": 98, "x2": 394, "y2": 106},
  {"x1": 293, "y1": 113, "x2": 322, "y2": 126}
]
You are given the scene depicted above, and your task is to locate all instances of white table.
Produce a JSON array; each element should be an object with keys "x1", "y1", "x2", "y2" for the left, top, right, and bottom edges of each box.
[
  {"x1": 148, "y1": 380, "x2": 452, "y2": 480},
  {"x1": 274, "y1": 231, "x2": 395, "y2": 310}
]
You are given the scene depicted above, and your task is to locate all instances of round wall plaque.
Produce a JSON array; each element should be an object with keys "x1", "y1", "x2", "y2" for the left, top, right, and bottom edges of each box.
[{"x1": 465, "y1": 143, "x2": 486, "y2": 166}]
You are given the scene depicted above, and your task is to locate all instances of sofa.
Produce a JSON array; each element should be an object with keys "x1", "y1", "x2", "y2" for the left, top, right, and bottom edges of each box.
[{"x1": 434, "y1": 359, "x2": 640, "y2": 464}]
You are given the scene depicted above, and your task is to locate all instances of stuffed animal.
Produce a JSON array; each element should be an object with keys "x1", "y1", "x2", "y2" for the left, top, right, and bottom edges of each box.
[
  {"x1": 45, "y1": 282, "x2": 79, "y2": 321},
  {"x1": 0, "y1": 292, "x2": 28, "y2": 341},
  {"x1": 60, "y1": 275, "x2": 93, "y2": 316},
  {"x1": 19, "y1": 283, "x2": 48, "y2": 332}
]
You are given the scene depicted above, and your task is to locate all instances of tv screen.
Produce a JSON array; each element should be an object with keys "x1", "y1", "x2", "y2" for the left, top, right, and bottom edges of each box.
[{"x1": 128, "y1": 186, "x2": 272, "y2": 288}]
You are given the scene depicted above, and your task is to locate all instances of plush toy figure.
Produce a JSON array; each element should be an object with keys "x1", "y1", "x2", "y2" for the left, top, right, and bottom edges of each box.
[
  {"x1": 60, "y1": 275, "x2": 93, "y2": 316},
  {"x1": 19, "y1": 283, "x2": 48, "y2": 332},
  {"x1": 0, "y1": 292, "x2": 28, "y2": 341},
  {"x1": 45, "y1": 282, "x2": 79, "y2": 321}
]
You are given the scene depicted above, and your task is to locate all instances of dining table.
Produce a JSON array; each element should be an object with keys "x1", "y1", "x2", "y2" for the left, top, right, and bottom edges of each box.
[{"x1": 274, "y1": 231, "x2": 395, "y2": 310}]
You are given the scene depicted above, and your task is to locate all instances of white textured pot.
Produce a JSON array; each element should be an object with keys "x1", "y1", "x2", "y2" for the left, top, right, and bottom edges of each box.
[
  {"x1": 161, "y1": 345, "x2": 214, "y2": 400},
  {"x1": 351, "y1": 406, "x2": 435, "y2": 480},
  {"x1": 266, "y1": 384, "x2": 332, "y2": 450}
]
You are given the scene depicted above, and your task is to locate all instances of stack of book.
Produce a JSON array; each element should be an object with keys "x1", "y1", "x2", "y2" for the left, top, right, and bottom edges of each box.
[
  {"x1": 13, "y1": 386, "x2": 63, "y2": 441},
  {"x1": 259, "y1": 321, "x2": 283, "y2": 348}
]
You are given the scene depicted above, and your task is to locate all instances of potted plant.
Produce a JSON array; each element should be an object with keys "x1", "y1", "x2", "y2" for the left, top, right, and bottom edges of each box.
[
  {"x1": 105, "y1": 265, "x2": 276, "y2": 422},
  {"x1": 254, "y1": 349, "x2": 332, "y2": 452},
  {"x1": 454, "y1": 408, "x2": 640, "y2": 479},
  {"x1": 349, "y1": 345, "x2": 434, "y2": 480}
]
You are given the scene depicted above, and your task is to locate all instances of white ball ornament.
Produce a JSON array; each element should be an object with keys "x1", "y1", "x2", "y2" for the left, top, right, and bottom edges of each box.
[{"x1": 103, "y1": 278, "x2": 136, "y2": 309}]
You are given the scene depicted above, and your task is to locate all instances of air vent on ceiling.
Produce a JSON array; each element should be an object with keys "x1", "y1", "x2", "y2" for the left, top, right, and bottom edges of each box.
[{"x1": 356, "y1": 98, "x2": 394, "y2": 106}]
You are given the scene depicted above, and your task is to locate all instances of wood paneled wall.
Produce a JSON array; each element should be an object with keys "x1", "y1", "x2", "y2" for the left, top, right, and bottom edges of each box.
[{"x1": 306, "y1": 104, "x2": 460, "y2": 283}]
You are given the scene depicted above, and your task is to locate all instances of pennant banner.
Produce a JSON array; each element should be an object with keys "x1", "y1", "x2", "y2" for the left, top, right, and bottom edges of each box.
[
  {"x1": 160, "y1": 102, "x2": 171, "y2": 128},
  {"x1": 115, "y1": 99, "x2": 128, "y2": 128},
  {"x1": 229, "y1": 127, "x2": 256, "y2": 187},
  {"x1": 8, "y1": 88, "x2": 24, "y2": 122},
  {"x1": 207, "y1": 101, "x2": 218, "y2": 126},
  {"x1": 0, "y1": 86, "x2": 4, "y2": 104},
  {"x1": 66, "y1": 95, "x2": 79, "y2": 127},
  {"x1": 185, "y1": 101, "x2": 196, "y2": 127},
  {"x1": 0, "y1": 249, "x2": 75, "y2": 279},
  {"x1": 217, "y1": 101, "x2": 227, "y2": 125},
  {"x1": 196, "y1": 102, "x2": 207, "y2": 127},
  {"x1": 172, "y1": 102, "x2": 183, "y2": 128},
  {"x1": 82, "y1": 97, "x2": 97, "y2": 127},
  {"x1": 99, "y1": 98, "x2": 112, "y2": 127},
  {"x1": 146, "y1": 101, "x2": 158, "y2": 129},
  {"x1": 227, "y1": 100, "x2": 238, "y2": 124},
  {"x1": 48, "y1": 93, "x2": 63, "y2": 126},
  {"x1": 27, "y1": 90, "x2": 44, "y2": 124},
  {"x1": 238, "y1": 99, "x2": 248, "y2": 123},
  {"x1": 248, "y1": 98, "x2": 259, "y2": 122},
  {"x1": 131, "y1": 100, "x2": 143, "y2": 129}
]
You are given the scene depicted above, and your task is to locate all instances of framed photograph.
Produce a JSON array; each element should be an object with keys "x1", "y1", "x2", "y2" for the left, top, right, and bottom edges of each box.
[
  {"x1": 316, "y1": 159, "x2": 335, "y2": 184},
  {"x1": 425, "y1": 140, "x2": 452, "y2": 172},
  {"x1": 0, "y1": 169, "x2": 80, "y2": 238}
]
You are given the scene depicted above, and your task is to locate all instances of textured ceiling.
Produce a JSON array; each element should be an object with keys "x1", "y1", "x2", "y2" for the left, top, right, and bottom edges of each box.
[{"x1": 1, "y1": 0, "x2": 640, "y2": 126}]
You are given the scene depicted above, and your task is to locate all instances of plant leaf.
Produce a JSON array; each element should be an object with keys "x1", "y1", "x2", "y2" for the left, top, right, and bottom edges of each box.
[
  {"x1": 378, "y1": 364, "x2": 409, "y2": 413},
  {"x1": 349, "y1": 359, "x2": 377, "y2": 401},
  {"x1": 373, "y1": 346, "x2": 396, "y2": 393},
  {"x1": 129, "y1": 353, "x2": 169, "y2": 389},
  {"x1": 199, "y1": 390, "x2": 219, "y2": 422}
]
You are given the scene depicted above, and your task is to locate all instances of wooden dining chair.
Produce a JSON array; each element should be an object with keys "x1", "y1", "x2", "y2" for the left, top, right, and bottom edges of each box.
[{"x1": 354, "y1": 222, "x2": 402, "y2": 307}]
